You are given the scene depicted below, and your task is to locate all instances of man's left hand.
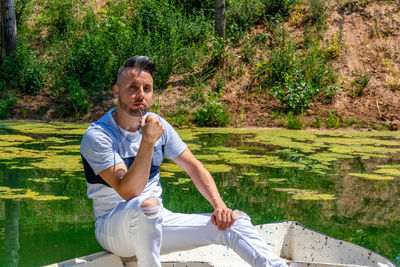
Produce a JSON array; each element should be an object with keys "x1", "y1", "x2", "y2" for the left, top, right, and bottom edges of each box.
[{"x1": 211, "y1": 205, "x2": 235, "y2": 231}]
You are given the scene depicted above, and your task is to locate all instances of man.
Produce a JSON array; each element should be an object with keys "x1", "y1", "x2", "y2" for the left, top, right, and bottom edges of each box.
[{"x1": 80, "y1": 55, "x2": 287, "y2": 267}]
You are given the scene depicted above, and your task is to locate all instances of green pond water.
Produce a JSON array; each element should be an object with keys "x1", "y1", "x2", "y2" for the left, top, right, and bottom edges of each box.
[{"x1": 0, "y1": 121, "x2": 399, "y2": 266}]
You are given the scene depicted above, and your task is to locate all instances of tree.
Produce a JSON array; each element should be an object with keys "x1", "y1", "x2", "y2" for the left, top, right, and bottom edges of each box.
[
  {"x1": 1, "y1": 0, "x2": 17, "y2": 62},
  {"x1": 215, "y1": 0, "x2": 225, "y2": 39}
]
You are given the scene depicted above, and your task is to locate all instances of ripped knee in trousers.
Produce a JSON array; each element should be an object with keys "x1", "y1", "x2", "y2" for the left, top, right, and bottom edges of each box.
[{"x1": 140, "y1": 198, "x2": 160, "y2": 216}]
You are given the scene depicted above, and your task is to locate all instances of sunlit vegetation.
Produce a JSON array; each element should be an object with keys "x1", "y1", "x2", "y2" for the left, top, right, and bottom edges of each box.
[
  {"x1": 272, "y1": 188, "x2": 336, "y2": 201},
  {"x1": 0, "y1": 186, "x2": 70, "y2": 200},
  {"x1": 348, "y1": 173, "x2": 395, "y2": 180},
  {"x1": 1, "y1": 0, "x2": 382, "y2": 128}
]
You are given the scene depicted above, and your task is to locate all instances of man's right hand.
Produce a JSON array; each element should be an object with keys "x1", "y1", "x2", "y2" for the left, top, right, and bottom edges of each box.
[{"x1": 141, "y1": 114, "x2": 164, "y2": 144}]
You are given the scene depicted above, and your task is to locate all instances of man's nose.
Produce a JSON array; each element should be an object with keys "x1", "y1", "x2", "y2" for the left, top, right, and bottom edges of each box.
[{"x1": 136, "y1": 87, "x2": 145, "y2": 98}]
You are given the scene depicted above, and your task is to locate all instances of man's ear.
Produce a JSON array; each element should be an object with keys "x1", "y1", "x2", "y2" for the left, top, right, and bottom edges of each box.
[{"x1": 113, "y1": 84, "x2": 119, "y2": 98}]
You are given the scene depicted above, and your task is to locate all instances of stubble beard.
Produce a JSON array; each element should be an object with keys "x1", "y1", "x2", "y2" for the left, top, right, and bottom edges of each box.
[{"x1": 118, "y1": 95, "x2": 149, "y2": 117}]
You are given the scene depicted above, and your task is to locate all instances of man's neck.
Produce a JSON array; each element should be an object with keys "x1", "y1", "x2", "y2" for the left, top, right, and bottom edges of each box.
[{"x1": 114, "y1": 108, "x2": 141, "y2": 132}]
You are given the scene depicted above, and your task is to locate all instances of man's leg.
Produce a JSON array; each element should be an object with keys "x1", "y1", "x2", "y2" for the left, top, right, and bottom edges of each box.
[
  {"x1": 160, "y1": 208, "x2": 287, "y2": 267},
  {"x1": 95, "y1": 197, "x2": 163, "y2": 267}
]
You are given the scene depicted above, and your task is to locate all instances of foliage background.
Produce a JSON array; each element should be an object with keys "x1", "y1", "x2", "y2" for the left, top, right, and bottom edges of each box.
[{"x1": 0, "y1": 0, "x2": 399, "y2": 129}]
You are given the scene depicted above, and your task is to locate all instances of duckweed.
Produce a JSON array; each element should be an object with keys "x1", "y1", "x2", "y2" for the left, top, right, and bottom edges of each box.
[
  {"x1": 329, "y1": 145, "x2": 400, "y2": 155},
  {"x1": 160, "y1": 172, "x2": 177, "y2": 178},
  {"x1": 349, "y1": 173, "x2": 395, "y2": 180},
  {"x1": 209, "y1": 147, "x2": 242, "y2": 153},
  {"x1": 204, "y1": 164, "x2": 232, "y2": 173},
  {"x1": 0, "y1": 134, "x2": 33, "y2": 143},
  {"x1": 27, "y1": 177, "x2": 59, "y2": 183},
  {"x1": 160, "y1": 163, "x2": 184, "y2": 173},
  {"x1": 272, "y1": 188, "x2": 335, "y2": 200},
  {"x1": 176, "y1": 129, "x2": 199, "y2": 141},
  {"x1": 0, "y1": 146, "x2": 50, "y2": 159},
  {"x1": 187, "y1": 143, "x2": 201, "y2": 151},
  {"x1": 308, "y1": 152, "x2": 353, "y2": 165},
  {"x1": 31, "y1": 155, "x2": 83, "y2": 171},
  {"x1": 250, "y1": 134, "x2": 320, "y2": 153},
  {"x1": 218, "y1": 152, "x2": 305, "y2": 168},
  {"x1": 47, "y1": 145, "x2": 81, "y2": 153},
  {"x1": 170, "y1": 178, "x2": 191, "y2": 185},
  {"x1": 243, "y1": 172, "x2": 260, "y2": 176},
  {"x1": 374, "y1": 169, "x2": 400, "y2": 176},
  {"x1": 0, "y1": 121, "x2": 88, "y2": 135},
  {"x1": 315, "y1": 137, "x2": 400, "y2": 147},
  {"x1": 194, "y1": 154, "x2": 222, "y2": 161},
  {"x1": 269, "y1": 178, "x2": 287, "y2": 182},
  {"x1": 0, "y1": 186, "x2": 70, "y2": 200},
  {"x1": 378, "y1": 164, "x2": 400, "y2": 169}
]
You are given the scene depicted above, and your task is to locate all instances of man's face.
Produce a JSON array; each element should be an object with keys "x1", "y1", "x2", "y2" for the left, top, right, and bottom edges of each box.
[{"x1": 114, "y1": 67, "x2": 153, "y2": 117}]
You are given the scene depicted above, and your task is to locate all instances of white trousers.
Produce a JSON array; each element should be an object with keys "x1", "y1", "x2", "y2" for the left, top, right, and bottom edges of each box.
[{"x1": 95, "y1": 197, "x2": 287, "y2": 267}]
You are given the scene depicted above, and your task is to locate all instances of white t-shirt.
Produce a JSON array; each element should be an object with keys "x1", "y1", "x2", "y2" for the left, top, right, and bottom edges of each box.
[{"x1": 80, "y1": 108, "x2": 187, "y2": 218}]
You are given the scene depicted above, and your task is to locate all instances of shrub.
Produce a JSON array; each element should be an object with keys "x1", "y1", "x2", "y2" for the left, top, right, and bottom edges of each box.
[
  {"x1": 0, "y1": 82, "x2": 18, "y2": 119},
  {"x1": 40, "y1": 0, "x2": 213, "y2": 117},
  {"x1": 308, "y1": 0, "x2": 326, "y2": 31},
  {"x1": 41, "y1": 0, "x2": 78, "y2": 41},
  {"x1": 343, "y1": 117, "x2": 357, "y2": 127},
  {"x1": 287, "y1": 113, "x2": 303, "y2": 129},
  {"x1": 325, "y1": 110, "x2": 341, "y2": 129},
  {"x1": 226, "y1": 0, "x2": 264, "y2": 39},
  {"x1": 240, "y1": 35, "x2": 256, "y2": 63},
  {"x1": 256, "y1": 26, "x2": 338, "y2": 114},
  {"x1": 262, "y1": 0, "x2": 297, "y2": 21},
  {"x1": 311, "y1": 116, "x2": 321, "y2": 128},
  {"x1": 0, "y1": 40, "x2": 45, "y2": 95},
  {"x1": 208, "y1": 35, "x2": 226, "y2": 66},
  {"x1": 194, "y1": 100, "x2": 230, "y2": 127},
  {"x1": 273, "y1": 70, "x2": 318, "y2": 113},
  {"x1": 66, "y1": 79, "x2": 91, "y2": 120},
  {"x1": 350, "y1": 73, "x2": 370, "y2": 97}
]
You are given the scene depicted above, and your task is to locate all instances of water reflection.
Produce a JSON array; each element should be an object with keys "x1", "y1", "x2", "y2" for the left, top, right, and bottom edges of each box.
[
  {"x1": 4, "y1": 199, "x2": 19, "y2": 267},
  {"x1": 0, "y1": 123, "x2": 399, "y2": 266}
]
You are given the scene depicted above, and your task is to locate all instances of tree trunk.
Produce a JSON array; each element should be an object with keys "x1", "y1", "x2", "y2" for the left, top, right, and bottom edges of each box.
[
  {"x1": 215, "y1": 0, "x2": 225, "y2": 40},
  {"x1": 1, "y1": 0, "x2": 17, "y2": 62}
]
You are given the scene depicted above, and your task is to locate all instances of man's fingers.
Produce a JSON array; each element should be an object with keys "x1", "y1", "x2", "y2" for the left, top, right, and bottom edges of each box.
[
  {"x1": 229, "y1": 212, "x2": 235, "y2": 227},
  {"x1": 211, "y1": 214, "x2": 216, "y2": 226},
  {"x1": 145, "y1": 114, "x2": 152, "y2": 123},
  {"x1": 222, "y1": 211, "x2": 229, "y2": 229},
  {"x1": 216, "y1": 211, "x2": 222, "y2": 228},
  {"x1": 212, "y1": 208, "x2": 236, "y2": 231}
]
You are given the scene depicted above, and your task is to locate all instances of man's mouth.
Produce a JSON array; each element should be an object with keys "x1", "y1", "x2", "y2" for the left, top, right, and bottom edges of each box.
[
  {"x1": 134, "y1": 103, "x2": 145, "y2": 108},
  {"x1": 134, "y1": 103, "x2": 146, "y2": 116}
]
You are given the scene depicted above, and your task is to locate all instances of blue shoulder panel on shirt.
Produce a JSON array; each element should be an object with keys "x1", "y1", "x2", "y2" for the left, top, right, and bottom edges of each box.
[{"x1": 81, "y1": 145, "x2": 164, "y2": 187}]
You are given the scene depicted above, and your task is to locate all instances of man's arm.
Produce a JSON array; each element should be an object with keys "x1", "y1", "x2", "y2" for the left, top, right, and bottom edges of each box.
[
  {"x1": 172, "y1": 148, "x2": 235, "y2": 230},
  {"x1": 98, "y1": 115, "x2": 164, "y2": 200}
]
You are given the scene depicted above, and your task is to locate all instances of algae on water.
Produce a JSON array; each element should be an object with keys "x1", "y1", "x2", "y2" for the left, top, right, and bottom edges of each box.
[
  {"x1": 0, "y1": 186, "x2": 70, "y2": 200},
  {"x1": 349, "y1": 173, "x2": 395, "y2": 180}
]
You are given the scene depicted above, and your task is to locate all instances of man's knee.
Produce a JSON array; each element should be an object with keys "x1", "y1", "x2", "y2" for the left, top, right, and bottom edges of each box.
[
  {"x1": 233, "y1": 210, "x2": 248, "y2": 220},
  {"x1": 140, "y1": 198, "x2": 160, "y2": 216}
]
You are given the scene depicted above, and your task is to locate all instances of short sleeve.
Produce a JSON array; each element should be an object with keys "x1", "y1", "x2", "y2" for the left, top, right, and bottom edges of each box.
[
  {"x1": 80, "y1": 128, "x2": 123, "y2": 175},
  {"x1": 159, "y1": 117, "x2": 188, "y2": 159}
]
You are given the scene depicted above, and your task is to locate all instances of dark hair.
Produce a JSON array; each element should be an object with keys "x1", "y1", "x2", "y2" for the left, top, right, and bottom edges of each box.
[{"x1": 117, "y1": 55, "x2": 157, "y2": 84}]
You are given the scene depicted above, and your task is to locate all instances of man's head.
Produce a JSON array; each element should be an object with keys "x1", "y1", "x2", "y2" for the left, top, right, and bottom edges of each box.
[
  {"x1": 114, "y1": 56, "x2": 157, "y2": 117},
  {"x1": 116, "y1": 55, "x2": 157, "y2": 86}
]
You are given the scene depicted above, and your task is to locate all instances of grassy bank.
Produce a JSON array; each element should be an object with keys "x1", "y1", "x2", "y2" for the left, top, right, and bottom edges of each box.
[{"x1": 1, "y1": 0, "x2": 399, "y2": 129}]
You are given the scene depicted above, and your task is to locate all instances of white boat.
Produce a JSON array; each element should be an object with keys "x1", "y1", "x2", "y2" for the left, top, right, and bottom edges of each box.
[{"x1": 45, "y1": 221, "x2": 396, "y2": 267}]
